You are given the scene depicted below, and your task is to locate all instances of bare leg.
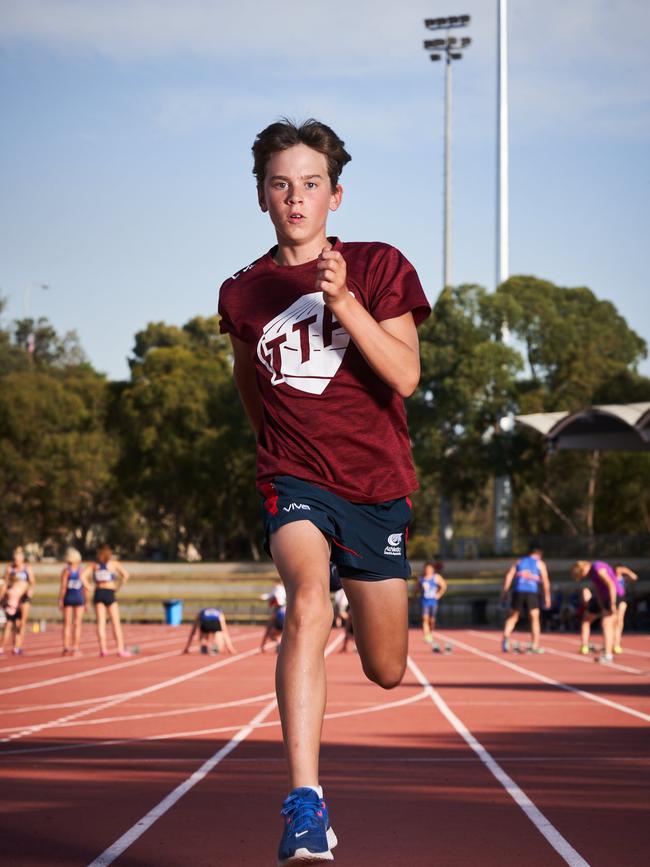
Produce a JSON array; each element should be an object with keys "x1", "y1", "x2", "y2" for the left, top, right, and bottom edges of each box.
[
  {"x1": 73, "y1": 607, "x2": 84, "y2": 651},
  {"x1": 581, "y1": 613, "x2": 595, "y2": 648},
  {"x1": 271, "y1": 521, "x2": 332, "y2": 791},
  {"x1": 503, "y1": 609, "x2": 520, "y2": 639},
  {"x1": 95, "y1": 604, "x2": 108, "y2": 654},
  {"x1": 601, "y1": 612, "x2": 615, "y2": 657},
  {"x1": 215, "y1": 632, "x2": 224, "y2": 653},
  {"x1": 421, "y1": 613, "x2": 431, "y2": 642},
  {"x1": 615, "y1": 602, "x2": 627, "y2": 648},
  {"x1": 107, "y1": 602, "x2": 125, "y2": 653},
  {"x1": 342, "y1": 576, "x2": 408, "y2": 689},
  {"x1": 2, "y1": 621, "x2": 14, "y2": 652},
  {"x1": 62, "y1": 606, "x2": 72, "y2": 651},
  {"x1": 15, "y1": 602, "x2": 30, "y2": 651},
  {"x1": 529, "y1": 608, "x2": 541, "y2": 649}
]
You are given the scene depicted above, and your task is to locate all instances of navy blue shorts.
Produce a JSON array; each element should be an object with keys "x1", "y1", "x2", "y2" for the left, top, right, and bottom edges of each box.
[
  {"x1": 261, "y1": 476, "x2": 412, "y2": 582},
  {"x1": 63, "y1": 590, "x2": 84, "y2": 607},
  {"x1": 421, "y1": 600, "x2": 438, "y2": 617}
]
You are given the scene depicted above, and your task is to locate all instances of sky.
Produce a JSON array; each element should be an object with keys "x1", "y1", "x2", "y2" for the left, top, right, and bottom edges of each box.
[{"x1": 1, "y1": 0, "x2": 649, "y2": 381}]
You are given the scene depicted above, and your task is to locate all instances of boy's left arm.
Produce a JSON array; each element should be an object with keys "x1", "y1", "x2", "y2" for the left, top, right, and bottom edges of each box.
[
  {"x1": 316, "y1": 248, "x2": 420, "y2": 398},
  {"x1": 540, "y1": 561, "x2": 551, "y2": 609}
]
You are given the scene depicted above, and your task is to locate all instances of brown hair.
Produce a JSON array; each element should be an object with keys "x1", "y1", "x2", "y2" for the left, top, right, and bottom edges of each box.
[{"x1": 252, "y1": 118, "x2": 351, "y2": 192}]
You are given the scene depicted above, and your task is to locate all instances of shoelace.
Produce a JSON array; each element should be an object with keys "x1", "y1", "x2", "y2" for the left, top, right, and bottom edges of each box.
[{"x1": 281, "y1": 793, "x2": 324, "y2": 835}]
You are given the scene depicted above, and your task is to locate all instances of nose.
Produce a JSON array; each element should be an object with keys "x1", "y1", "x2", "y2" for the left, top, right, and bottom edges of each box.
[{"x1": 286, "y1": 187, "x2": 303, "y2": 204}]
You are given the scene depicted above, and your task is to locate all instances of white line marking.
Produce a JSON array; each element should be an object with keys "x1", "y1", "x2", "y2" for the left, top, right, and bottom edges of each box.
[
  {"x1": 466, "y1": 630, "x2": 648, "y2": 676},
  {"x1": 0, "y1": 633, "x2": 186, "y2": 673},
  {"x1": 0, "y1": 650, "x2": 180, "y2": 696},
  {"x1": 0, "y1": 641, "x2": 265, "y2": 744},
  {"x1": 85, "y1": 633, "x2": 344, "y2": 867},
  {"x1": 0, "y1": 629, "x2": 258, "y2": 696},
  {"x1": 407, "y1": 656, "x2": 591, "y2": 867},
  {"x1": 443, "y1": 634, "x2": 650, "y2": 724},
  {"x1": 86, "y1": 697, "x2": 279, "y2": 867}
]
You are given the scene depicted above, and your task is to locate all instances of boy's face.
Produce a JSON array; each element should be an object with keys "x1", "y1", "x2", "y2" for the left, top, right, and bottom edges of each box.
[{"x1": 259, "y1": 143, "x2": 342, "y2": 250}]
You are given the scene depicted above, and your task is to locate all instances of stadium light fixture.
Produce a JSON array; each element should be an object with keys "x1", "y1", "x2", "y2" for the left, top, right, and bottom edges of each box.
[{"x1": 422, "y1": 14, "x2": 472, "y2": 290}]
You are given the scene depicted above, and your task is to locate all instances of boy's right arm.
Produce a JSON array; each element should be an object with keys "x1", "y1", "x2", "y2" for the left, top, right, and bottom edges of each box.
[{"x1": 230, "y1": 336, "x2": 263, "y2": 437}]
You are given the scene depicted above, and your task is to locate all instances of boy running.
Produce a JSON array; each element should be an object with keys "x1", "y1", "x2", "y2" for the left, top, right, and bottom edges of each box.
[
  {"x1": 501, "y1": 542, "x2": 551, "y2": 654},
  {"x1": 218, "y1": 118, "x2": 429, "y2": 865}
]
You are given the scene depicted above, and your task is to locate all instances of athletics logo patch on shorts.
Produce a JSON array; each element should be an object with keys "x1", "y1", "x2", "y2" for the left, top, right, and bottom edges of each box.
[{"x1": 260, "y1": 475, "x2": 412, "y2": 582}]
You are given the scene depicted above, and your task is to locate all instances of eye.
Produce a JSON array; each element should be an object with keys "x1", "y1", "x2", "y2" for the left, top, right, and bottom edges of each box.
[
  {"x1": 305, "y1": 181, "x2": 317, "y2": 189},
  {"x1": 272, "y1": 181, "x2": 287, "y2": 190}
]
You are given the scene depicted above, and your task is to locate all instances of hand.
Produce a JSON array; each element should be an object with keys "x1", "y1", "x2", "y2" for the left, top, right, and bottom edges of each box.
[{"x1": 315, "y1": 246, "x2": 348, "y2": 309}]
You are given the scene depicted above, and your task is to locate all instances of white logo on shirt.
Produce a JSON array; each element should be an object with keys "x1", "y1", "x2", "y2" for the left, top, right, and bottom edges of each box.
[
  {"x1": 282, "y1": 503, "x2": 311, "y2": 512},
  {"x1": 257, "y1": 292, "x2": 350, "y2": 395}
]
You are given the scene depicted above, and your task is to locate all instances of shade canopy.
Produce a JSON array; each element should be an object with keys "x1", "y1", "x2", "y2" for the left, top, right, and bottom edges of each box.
[{"x1": 515, "y1": 403, "x2": 650, "y2": 451}]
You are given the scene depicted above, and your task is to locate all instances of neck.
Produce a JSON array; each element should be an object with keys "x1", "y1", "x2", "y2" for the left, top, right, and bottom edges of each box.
[{"x1": 274, "y1": 236, "x2": 331, "y2": 267}]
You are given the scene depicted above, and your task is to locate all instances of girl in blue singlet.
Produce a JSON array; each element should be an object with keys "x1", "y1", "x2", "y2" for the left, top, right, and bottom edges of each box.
[
  {"x1": 81, "y1": 544, "x2": 131, "y2": 658},
  {"x1": 58, "y1": 548, "x2": 89, "y2": 655},
  {"x1": 1, "y1": 547, "x2": 36, "y2": 656}
]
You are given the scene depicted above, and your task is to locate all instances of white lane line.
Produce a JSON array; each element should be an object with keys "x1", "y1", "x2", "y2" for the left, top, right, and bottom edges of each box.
[
  {"x1": 443, "y1": 634, "x2": 650, "y2": 724},
  {"x1": 85, "y1": 632, "x2": 344, "y2": 867},
  {"x1": 0, "y1": 692, "x2": 277, "y2": 734},
  {"x1": 543, "y1": 633, "x2": 650, "y2": 663},
  {"x1": 0, "y1": 682, "x2": 423, "y2": 757},
  {"x1": 0, "y1": 628, "x2": 257, "y2": 696},
  {"x1": 466, "y1": 630, "x2": 648, "y2": 676},
  {"x1": 0, "y1": 650, "x2": 179, "y2": 696},
  {"x1": 0, "y1": 639, "x2": 265, "y2": 745},
  {"x1": 407, "y1": 656, "x2": 591, "y2": 867},
  {"x1": 0, "y1": 635, "x2": 185, "y2": 674},
  {"x1": 0, "y1": 684, "x2": 430, "y2": 737}
]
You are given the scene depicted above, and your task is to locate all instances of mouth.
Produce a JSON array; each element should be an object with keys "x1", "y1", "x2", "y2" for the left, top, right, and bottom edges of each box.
[{"x1": 288, "y1": 212, "x2": 305, "y2": 223}]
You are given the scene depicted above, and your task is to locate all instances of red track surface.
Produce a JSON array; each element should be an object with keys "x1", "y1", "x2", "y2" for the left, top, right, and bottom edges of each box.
[{"x1": 1, "y1": 625, "x2": 649, "y2": 866}]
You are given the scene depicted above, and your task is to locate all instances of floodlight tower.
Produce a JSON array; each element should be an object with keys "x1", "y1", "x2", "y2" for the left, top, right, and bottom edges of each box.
[{"x1": 423, "y1": 14, "x2": 471, "y2": 289}]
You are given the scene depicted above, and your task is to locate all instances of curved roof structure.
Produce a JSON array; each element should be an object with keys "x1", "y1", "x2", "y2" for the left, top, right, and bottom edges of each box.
[{"x1": 515, "y1": 402, "x2": 650, "y2": 451}]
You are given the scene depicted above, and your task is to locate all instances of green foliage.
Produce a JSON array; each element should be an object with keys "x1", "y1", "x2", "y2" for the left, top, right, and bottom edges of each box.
[{"x1": 1, "y1": 274, "x2": 649, "y2": 559}]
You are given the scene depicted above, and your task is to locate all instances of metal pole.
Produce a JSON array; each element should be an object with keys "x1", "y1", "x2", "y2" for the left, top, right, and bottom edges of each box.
[
  {"x1": 496, "y1": 0, "x2": 509, "y2": 287},
  {"x1": 443, "y1": 52, "x2": 452, "y2": 288},
  {"x1": 494, "y1": 0, "x2": 512, "y2": 555}
]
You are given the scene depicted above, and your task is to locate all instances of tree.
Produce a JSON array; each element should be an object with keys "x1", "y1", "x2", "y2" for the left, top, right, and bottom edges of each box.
[
  {"x1": 408, "y1": 284, "x2": 521, "y2": 535},
  {"x1": 117, "y1": 316, "x2": 258, "y2": 559}
]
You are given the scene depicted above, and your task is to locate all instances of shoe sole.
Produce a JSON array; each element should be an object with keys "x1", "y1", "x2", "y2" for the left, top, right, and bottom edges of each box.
[{"x1": 278, "y1": 828, "x2": 337, "y2": 866}]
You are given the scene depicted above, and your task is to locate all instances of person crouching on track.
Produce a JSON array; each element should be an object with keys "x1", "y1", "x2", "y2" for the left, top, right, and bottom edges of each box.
[
  {"x1": 81, "y1": 544, "x2": 131, "y2": 658},
  {"x1": 1, "y1": 546, "x2": 36, "y2": 656},
  {"x1": 501, "y1": 542, "x2": 551, "y2": 654},
  {"x1": 58, "y1": 547, "x2": 89, "y2": 656},
  {"x1": 572, "y1": 560, "x2": 619, "y2": 663},
  {"x1": 183, "y1": 607, "x2": 236, "y2": 655}
]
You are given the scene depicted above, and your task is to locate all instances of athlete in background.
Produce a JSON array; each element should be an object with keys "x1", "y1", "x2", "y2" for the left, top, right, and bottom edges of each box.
[
  {"x1": 572, "y1": 560, "x2": 621, "y2": 662},
  {"x1": 58, "y1": 547, "x2": 90, "y2": 655},
  {"x1": 418, "y1": 561, "x2": 447, "y2": 644},
  {"x1": 1, "y1": 546, "x2": 36, "y2": 655},
  {"x1": 81, "y1": 544, "x2": 130, "y2": 658},
  {"x1": 183, "y1": 607, "x2": 236, "y2": 655},
  {"x1": 501, "y1": 543, "x2": 551, "y2": 654}
]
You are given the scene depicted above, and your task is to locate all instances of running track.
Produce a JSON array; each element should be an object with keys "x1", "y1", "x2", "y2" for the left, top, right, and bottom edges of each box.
[{"x1": 1, "y1": 625, "x2": 648, "y2": 866}]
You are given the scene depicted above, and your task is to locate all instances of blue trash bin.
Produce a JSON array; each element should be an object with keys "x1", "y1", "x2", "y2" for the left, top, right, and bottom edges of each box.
[{"x1": 163, "y1": 599, "x2": 183, "y2": 626}]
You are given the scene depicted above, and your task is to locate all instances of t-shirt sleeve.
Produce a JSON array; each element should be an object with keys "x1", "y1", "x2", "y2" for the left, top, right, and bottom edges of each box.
[
  {"x1": 217, "y1": 279, "x2": 240, "y2": 339},
  {"x1": 368, "y1": 245, "x2": 431, "y2": 326}
]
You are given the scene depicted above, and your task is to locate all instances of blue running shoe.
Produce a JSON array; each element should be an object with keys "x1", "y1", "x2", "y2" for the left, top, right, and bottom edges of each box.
[{"x1": 278, "y1": 787, "x2": 337, "y2": 865}]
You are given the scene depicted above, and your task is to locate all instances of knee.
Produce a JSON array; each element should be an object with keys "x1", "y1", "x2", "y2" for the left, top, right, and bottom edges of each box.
[
  {"x1": 286, "y1": 586, "x2": 333, "y2": 632},
  {"x1": 363, "y1": 659, "x2": 406, "y2": 691}
]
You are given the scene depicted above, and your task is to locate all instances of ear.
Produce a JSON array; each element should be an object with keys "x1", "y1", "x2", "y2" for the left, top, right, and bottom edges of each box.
[
  {"x1": 329, "y1": 184, "x2": 343, "y2": 213},
  {"x1": 258, "y1": 187, "x2": 268, "y2": 213}
]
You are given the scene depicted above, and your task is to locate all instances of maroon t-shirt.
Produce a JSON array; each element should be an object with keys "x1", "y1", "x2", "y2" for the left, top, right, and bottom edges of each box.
[{"x1": 218, "y1": 238, "x2": 431, "y2": 503}]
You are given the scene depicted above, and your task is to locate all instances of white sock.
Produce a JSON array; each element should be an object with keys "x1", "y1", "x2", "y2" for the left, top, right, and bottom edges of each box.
[{"x1": 293, "y1": 785, "x2": 323, "y2": 798}]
